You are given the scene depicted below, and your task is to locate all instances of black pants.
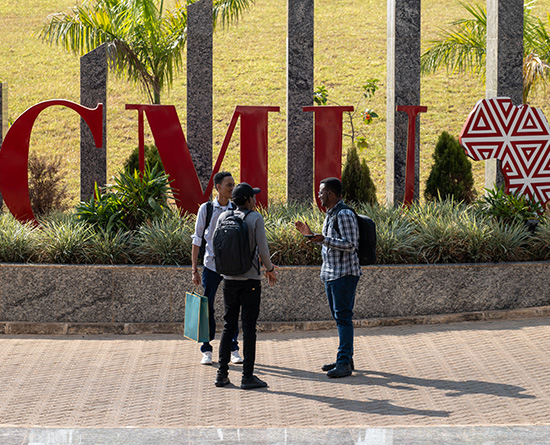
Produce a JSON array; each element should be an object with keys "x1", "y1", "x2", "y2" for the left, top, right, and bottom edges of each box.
[
  {"x1": 200, "y1": 267, "x2": 239, "y2": 353},
  {"x1": 218, "y1": 279, "x2": 261, "y2": 378}
]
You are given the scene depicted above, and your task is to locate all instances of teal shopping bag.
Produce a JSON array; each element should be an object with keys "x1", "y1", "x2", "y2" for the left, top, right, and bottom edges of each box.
[{"x1": 184, "y1": 291, "x2": 210, "y2": 342}]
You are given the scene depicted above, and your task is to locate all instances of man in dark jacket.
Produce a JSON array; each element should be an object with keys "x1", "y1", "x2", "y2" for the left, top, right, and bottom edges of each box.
[{"x1": 214, "y1": 183, "x2": 277, "y2": 389}]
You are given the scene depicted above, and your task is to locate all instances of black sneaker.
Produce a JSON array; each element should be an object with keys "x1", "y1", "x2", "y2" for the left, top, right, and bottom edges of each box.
[
  {"x1": 215, "y1": 372, "x2": 230, "y2": 387},
  {"x1": 327, "y1": 363, "x2": 352, "y2": 378},
  {"x1": 241, "y1": 375, "x2": 268, "y2": 390},
  {"x1": 321, "y1": 358, "x2": 354, "y2": 372}
]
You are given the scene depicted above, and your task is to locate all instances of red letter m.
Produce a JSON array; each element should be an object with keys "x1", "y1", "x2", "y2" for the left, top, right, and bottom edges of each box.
[{"x1": 126, "y1": 105, "x2": 279, "y2": 213}]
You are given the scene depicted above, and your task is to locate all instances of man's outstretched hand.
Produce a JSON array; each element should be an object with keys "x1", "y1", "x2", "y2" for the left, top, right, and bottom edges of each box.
[{"x1": 295, "y1": 221, "x2": 324, "y2": 243}]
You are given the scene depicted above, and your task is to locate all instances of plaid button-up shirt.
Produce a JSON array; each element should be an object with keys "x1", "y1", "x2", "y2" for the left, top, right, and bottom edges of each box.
[{"x1": 320, "y1": 200, "x2": 362, "y2": 282}]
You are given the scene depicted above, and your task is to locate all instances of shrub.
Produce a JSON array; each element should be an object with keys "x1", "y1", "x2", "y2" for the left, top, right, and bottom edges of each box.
[
  {"x1": 123, "y1": 145, "x2": 164, "y2": 174},
  {"x1": 342, "y1": 145, "x2": 377, "y2": 205},
  {"x1": 75, "y1": 183, "x2": 126, "y2": 233},
  {"x1": 475, "y1": 186, "x2": 544, "y2": 226},
  {"x1": 424, "y1": 131, "x2": 476, "y2": 204},
  {"x1": 76, "y1": 164, "x2": 173, "y2": 232},
  {"x1": 28, "y1": 153, "x2": 70, "y2": 215}
]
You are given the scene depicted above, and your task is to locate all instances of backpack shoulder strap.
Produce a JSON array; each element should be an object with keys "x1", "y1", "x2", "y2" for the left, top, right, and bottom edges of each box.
[
  {"x1": 235, "y1": 208, "x2": 252, "y2": 220},
  {"x1": 235, "y1": 209, "x2": 259, "y2": 273},
  {"x1": 332, "y1": 204, "x2": 359, "y2": 259},
  {"x1": 332, "y1": 204, "x2": 355, "y2": 236},
  {"x1": 202, "y1": 201, "x2": 213, "y2": 237}
]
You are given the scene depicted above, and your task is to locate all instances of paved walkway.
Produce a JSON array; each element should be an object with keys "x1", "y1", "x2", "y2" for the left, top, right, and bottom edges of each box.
[{"x1": 0, "y1": 317, "x2": 549, "y2": 443}]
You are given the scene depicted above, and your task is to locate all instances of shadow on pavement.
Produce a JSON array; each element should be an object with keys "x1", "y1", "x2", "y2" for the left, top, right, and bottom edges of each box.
[{"x1": 255, "y1": 363, "x2": 534, "y2": 400}]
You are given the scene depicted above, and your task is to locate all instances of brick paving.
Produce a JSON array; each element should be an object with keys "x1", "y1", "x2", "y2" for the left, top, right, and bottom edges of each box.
[{"x1": 0, "y1": 317, "x2": 549, "y2": 429}]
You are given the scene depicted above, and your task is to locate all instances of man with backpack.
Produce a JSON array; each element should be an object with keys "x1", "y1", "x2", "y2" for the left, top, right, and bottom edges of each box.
[
  {"x1": 191, "y1": 171, "x2": 242, "y2": 365},
  {"x1": 213, "y1": 182, "x2": 277, "y2": 389},
  {"x1": 295, "y1": 177, "x2": 362, "y2": 378}
]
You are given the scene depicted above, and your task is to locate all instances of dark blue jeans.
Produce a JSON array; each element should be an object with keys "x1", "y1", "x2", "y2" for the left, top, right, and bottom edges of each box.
[
  {"x1": 324, "y1": 275, "x2": 360, "y2": 365},
  {"x1": 200, "y1": 267, "x2": 239, "y2": 353},
  {"x1": 218, "y1": 279, "x2": 261, "y2": 378}
]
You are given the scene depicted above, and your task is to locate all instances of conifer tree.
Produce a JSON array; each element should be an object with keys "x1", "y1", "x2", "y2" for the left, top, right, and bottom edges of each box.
[
  {"x1": 342, "y1": 145, "x2": 377, "y2": 205},
  {"x1": 424, "y1": 131, "x2": 476, "y2": 203}
]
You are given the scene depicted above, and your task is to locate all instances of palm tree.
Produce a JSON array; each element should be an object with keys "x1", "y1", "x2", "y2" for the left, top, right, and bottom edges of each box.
[
  {"x1": 421, "y1": 1, "x2": 550, "y2": 104},
  {"x1": 39, "y1": 0, "x2": 253, "y2": 104}
]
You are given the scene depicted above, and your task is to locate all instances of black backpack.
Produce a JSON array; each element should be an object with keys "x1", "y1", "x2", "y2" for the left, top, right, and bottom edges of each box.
[
  {"x1": 198, "y1": 201, "x2": 236, "y2": 264},
  {"x1": 213, "y1": 209, "x2": 257, "y2": 275},
  {"x1": 333, "y1": 204, "x2": 377, "y2": 265}
]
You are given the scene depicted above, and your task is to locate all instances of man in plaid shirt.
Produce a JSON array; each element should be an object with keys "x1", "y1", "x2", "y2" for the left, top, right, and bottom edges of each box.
[{"x1": 295, "y1": 177, "x2": 362, "y2": 378}]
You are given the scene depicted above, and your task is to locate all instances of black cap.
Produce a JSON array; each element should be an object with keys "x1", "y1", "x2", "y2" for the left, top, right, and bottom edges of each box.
[{"x1": 232, "y1": 182, "x2": 261, "y2": 202}]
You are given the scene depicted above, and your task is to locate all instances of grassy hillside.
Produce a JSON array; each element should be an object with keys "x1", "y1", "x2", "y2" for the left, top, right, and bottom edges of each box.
[{"x1": 1, "y1": 0, "x2": 550, "y2": 205}]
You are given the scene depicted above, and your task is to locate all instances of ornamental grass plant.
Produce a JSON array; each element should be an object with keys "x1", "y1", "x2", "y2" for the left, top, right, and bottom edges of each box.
[
  {"x1": 0, "y1": 213, "x2": 39, "y2": 263},
  {"x1": 260, "y1": 203, "x2": 324, "y2": 266},
  {"x1": 529, "y1": 223, "x2": 550, "y2": 260},
  {"x1": 0, "y1": 199, "x2": 548, "y2": 265},
  {"x1": 37, "y1": 214, "x2": 94, "y2": 264},
  {"x1": 131, "y1": 211, "x2": 194, "y2": 265},
  {"x1": 85, "y1": 229, "x2": 134, "y2": 265}
]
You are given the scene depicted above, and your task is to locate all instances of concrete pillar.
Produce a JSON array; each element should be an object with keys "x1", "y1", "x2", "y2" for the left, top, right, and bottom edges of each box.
[
  {"x1": 80, "y1": 44, "x2": 107, "y2": 200},
  {"x1": 287, "y1": 0, "x2": 314, "y2": 203},
  {"x1": 187, "y1": 0, "x2": 213, "y2": 191},
  {"x1": 485, "y1": 0, "x2": 524, "y2": 190},
  {"x1": 386, "y1": 0, "x2": 422, "y2": 205}
]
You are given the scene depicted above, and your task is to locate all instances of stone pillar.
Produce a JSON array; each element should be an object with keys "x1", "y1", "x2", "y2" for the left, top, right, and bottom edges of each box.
[
  {"x1": 0, "y1": 83, "x2": 6, "y2": 208},
  {"x1": 386, "y1": 0, "x2": 421, "y2": 206},
  {"x1": 80, "y1": 44, "x2": 107, "y2": 201},
  {"x1": 485, "y1": 0, "x2": 524, "y2": 190},
  {"x1": 287, "y1": 0, "x2": 314, "y2": 203},
  {"x1": 187, "y1": 0, "x2": 213, "y2": 191}
]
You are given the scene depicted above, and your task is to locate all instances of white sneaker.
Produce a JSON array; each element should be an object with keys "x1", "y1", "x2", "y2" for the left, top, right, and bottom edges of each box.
[
  {"x1": 230, "y1": 350, "x2": 243, "y2": 364},
  {"x1": 201, "y1": 351, "x2": 213, "y2": 365}
]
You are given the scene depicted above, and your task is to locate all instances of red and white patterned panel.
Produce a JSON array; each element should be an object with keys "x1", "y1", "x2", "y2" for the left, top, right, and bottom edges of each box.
[{"x1": 459, "y1": 97, "x2": 550, "y2": 205}]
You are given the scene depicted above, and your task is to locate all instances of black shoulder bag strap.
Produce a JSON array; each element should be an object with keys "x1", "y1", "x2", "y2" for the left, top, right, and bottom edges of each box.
[
  {"x1": 236, "y1": 208, "x2": 260, "y2": 274},
  {"x1": 199, "y1": 201, "x2": 213, "y2": 263},
  {"x1": 332, "y1": 204, "x2": 357, "y2": 261}
]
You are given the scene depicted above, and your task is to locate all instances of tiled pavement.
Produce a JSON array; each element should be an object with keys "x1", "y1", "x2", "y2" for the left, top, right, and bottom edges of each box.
[{"x1": 0, "y1": 317, "x2": 549, "y2": 443}]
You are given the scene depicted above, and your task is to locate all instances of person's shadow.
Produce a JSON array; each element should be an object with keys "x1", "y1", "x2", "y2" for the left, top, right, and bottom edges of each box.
[{"x1": 254, "y1": 362, "x2": 534, "y2": 418}]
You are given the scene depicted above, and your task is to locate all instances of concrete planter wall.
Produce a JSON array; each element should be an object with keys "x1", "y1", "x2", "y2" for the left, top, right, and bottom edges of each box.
[{"x1": 0, "y1": 262, "x2": 549, "y2": 331}]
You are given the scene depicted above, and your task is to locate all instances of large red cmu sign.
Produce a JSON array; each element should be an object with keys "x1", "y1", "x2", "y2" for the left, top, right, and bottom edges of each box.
[
  {"x1": 460, "y1": 97, "x2": 550, "y2": 206},
  {"x1": 0, "y1": 100, "x2": 356, "y2": 223}
]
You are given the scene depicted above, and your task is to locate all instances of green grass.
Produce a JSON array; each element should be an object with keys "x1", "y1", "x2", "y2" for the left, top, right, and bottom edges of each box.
[{"x1": 2, "y1": 0, "x2": 550, "y2": 206}]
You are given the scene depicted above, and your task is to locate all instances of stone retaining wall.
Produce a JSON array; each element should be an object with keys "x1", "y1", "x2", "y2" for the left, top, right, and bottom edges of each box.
[{"x1": 0, "y1": 262, "x2": 549, "y2": 330}]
